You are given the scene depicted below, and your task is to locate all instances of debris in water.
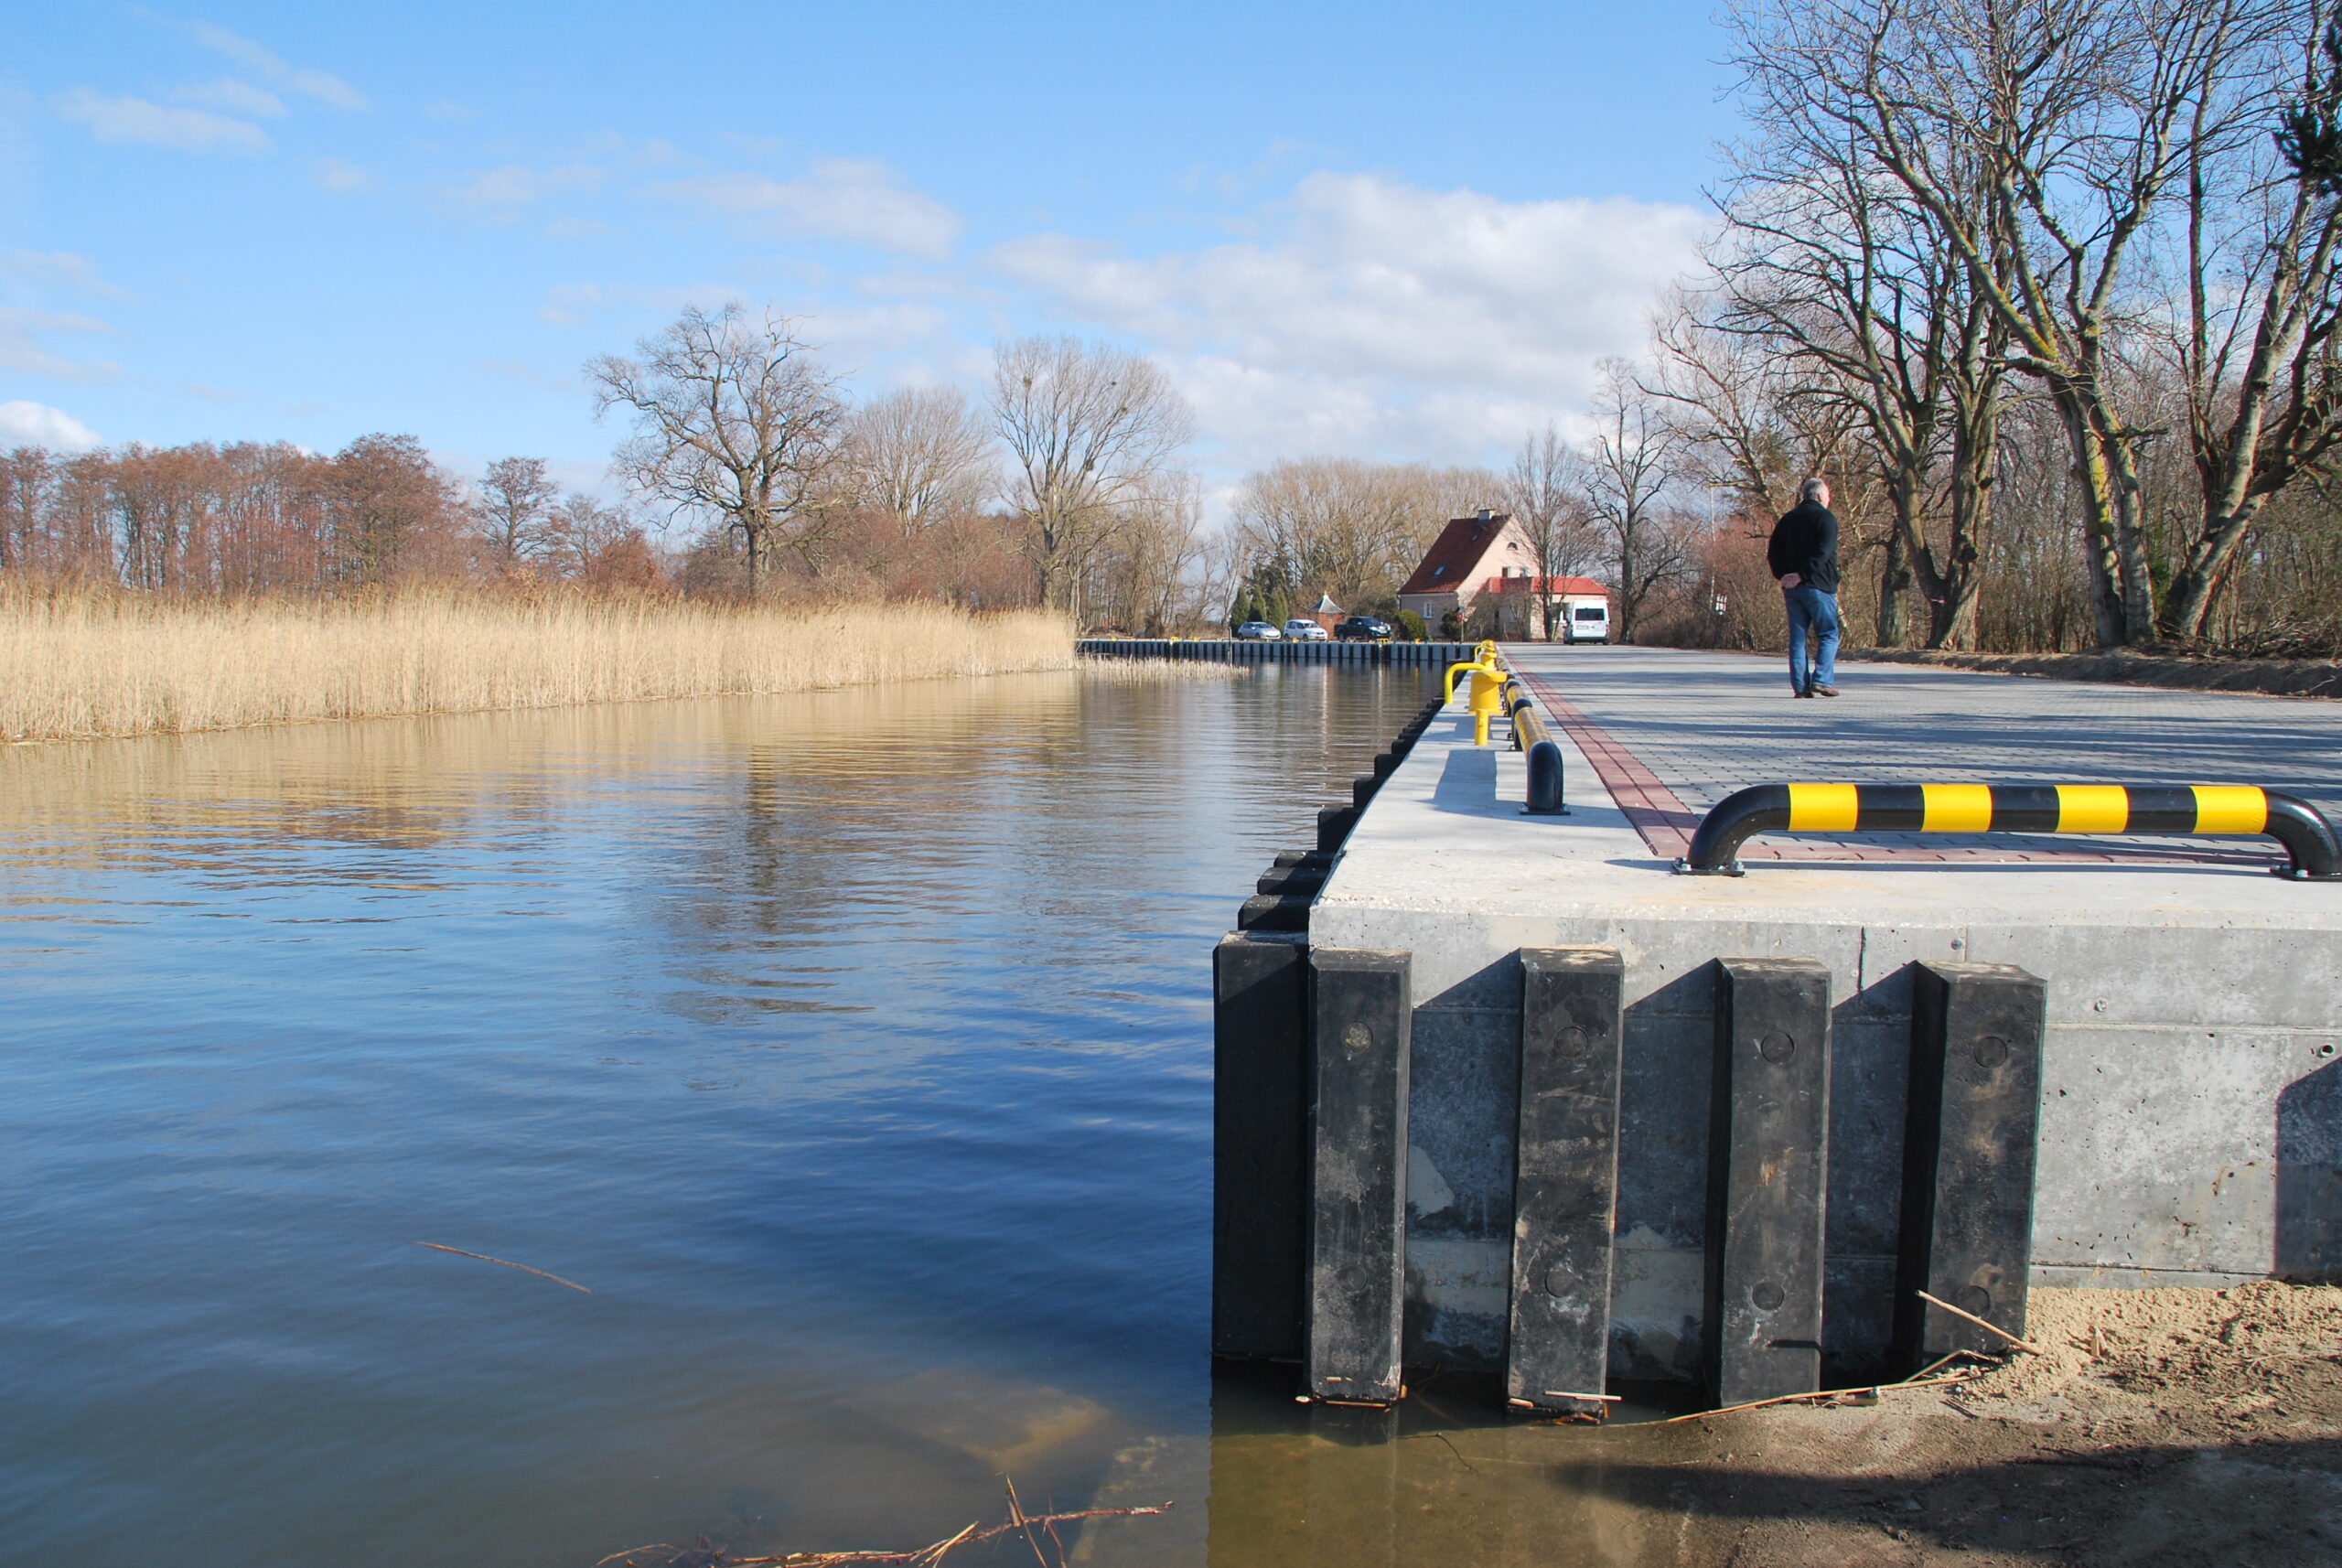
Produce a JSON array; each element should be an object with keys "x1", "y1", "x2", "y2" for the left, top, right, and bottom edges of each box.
[
  {"x1": 414, "y1": 1241, "x2": 591, "y2": 1293},
  {"x1": 592, "y1": 1481, "x2": 1173, "y2": 1567}
]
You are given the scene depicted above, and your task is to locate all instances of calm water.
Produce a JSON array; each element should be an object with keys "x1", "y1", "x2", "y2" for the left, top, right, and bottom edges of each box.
[{"x1": 1, "y1": 665, "x2": 1702, "y2": 1568}]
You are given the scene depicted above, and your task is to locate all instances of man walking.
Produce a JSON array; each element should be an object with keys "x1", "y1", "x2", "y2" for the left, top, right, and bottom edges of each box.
[{"x1": 1768, "y1": 478, "x2": 1842, "y2": 698}]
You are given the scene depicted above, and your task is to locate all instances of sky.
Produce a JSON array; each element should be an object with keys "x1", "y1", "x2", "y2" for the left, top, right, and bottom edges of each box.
[{"x1": 1, "y1": 2, "x2": 1739, "y2": 500}]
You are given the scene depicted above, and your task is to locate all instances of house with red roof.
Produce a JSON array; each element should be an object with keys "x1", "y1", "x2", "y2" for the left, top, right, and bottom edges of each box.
[{"x1": 1397, "y1": 510, "x2": 1610, "y2": 640}]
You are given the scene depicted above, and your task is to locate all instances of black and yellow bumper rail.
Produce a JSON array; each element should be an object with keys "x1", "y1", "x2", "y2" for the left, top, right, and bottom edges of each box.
[
  {"x1": 1677, "y1": 782, "x2": 2342, "y2": 880},
  {"x1": 1498, "y1": 673, "x2": 1565, "y2": 814}
]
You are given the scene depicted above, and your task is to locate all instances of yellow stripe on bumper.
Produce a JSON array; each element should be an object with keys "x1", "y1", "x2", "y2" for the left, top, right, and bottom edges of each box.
[
  {"x1": 1787, "y1": 782, "x2": 1861, "y2": 832},
  {"x1": 1921, "y1": 783, "x2": 1993, "y2": 833},
  {"x1": 2055, "y1": 784, "x2": 2131, "y2": 834},
  {"x1": 2190, "y1": 784, "x2": 2269, "y2": 834}
]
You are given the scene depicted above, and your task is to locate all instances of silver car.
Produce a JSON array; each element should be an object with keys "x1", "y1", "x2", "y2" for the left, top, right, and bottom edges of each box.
[{"x1": 1233, "y1": 621, "x2": 1284, "y2": 640}]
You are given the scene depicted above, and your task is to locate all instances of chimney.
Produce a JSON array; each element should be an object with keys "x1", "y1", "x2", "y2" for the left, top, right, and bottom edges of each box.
[{"x1": 1476, "y1": 507, "x2": 1491, "y2": 521}]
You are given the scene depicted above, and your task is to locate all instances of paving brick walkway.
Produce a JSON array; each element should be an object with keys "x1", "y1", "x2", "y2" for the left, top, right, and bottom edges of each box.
[{"x1": 1506, "y1": 645, "x2": 2342, "y2": 865}]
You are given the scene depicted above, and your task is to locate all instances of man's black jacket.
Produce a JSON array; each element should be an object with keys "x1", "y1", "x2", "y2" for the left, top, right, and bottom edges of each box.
[{"x1": 1767, "y1": 499, "x2": 1841, "y2": 595}]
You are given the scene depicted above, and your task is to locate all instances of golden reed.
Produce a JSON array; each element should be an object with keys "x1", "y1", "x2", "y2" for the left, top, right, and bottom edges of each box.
[{"x1": 0, "y1": 585, "x2": 1086, "y2": 741}]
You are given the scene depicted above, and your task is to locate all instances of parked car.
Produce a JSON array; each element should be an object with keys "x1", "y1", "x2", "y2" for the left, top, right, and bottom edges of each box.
[
  {"x1": 1283, "y1": 618, "x2": 1330, "y2": 641},
  {"x1": 1333, "y1": 615, "x2": 1393, "y2": 642},
  {"x1": 1233, "y1": 621, "x2": 1284, "y2": 640}
]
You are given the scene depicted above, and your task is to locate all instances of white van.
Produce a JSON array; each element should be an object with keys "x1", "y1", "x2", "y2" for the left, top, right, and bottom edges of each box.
[{"x1": 1562, "y1": 596, "x2": 1610, "y2": 644}]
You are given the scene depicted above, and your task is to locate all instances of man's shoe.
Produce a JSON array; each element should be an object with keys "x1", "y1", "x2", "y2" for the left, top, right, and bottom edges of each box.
[
  {"x1": 1811, "y1": 684, "x2": 1840, "y2": 697},
  {"x1": 1793, "y1": 689, "x2": 1814, "y2": 698}
]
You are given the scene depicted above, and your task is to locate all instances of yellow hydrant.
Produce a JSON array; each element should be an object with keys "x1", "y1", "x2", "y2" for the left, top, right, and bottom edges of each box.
[{"x1": 1444, "y1": 641, "x2": 1507, "y2": 746}]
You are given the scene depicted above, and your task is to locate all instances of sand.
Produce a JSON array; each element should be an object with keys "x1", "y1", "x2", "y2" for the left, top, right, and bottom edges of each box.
[{"x1": 1557, "y1": 1282, "x2": 2342, "y2": 1565}]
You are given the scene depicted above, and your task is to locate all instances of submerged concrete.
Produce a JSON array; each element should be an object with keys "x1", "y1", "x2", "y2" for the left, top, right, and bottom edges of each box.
[{"x1": 1307, "y1": 646, "x2": 2342, "y2": 1383}]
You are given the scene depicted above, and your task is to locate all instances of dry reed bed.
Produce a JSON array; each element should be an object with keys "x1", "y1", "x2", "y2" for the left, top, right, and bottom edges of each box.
[{"x1": 0, "y1": 590, "x2": 1088, "y2": 741}]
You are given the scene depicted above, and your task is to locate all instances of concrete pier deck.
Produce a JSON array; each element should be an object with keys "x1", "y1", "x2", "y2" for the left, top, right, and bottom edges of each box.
[
  {"x1": 1507, "y1": 645, "x2": 2342, "y2": 865},
  {"x1": 1305, "y1": 647, "x2": 2342, "y2": 1384}
]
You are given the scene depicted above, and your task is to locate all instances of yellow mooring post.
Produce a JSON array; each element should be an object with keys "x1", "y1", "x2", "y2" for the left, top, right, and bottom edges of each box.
[{"x1": 1444, "y1": 641, "x2": 1507, "y2": 746}]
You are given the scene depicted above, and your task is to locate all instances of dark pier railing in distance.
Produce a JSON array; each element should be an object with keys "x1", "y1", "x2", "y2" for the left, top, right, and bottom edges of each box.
[{"x1": 1077, "y1": 638, "x2": 1477, "y2": 667}]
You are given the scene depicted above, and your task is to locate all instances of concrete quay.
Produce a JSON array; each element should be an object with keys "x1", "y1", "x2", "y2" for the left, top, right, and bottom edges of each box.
[{"x1": 1224, "y1": 645, "x2": 2342, "y2": 1399}]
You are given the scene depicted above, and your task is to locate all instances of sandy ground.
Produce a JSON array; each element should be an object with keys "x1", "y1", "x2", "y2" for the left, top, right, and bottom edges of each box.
[{"x1": 1528, "y1": 1283, "x2": 2342, "y2": 1566}]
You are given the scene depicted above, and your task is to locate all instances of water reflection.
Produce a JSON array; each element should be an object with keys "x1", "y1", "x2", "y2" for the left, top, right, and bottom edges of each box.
[{"x1": 1, "y1": 667, "x2": 1469, "y2": 1568}]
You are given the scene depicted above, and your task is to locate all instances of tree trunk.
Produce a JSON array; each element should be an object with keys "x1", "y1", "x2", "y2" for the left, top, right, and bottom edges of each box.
[
  {"x1": 1875, "y1": 517, "x2": 1909, "y2": 647},
  {"x1": 2159, "y1": 491, "x2": 2268, "y2": 641},
  {"x1": 1931, "y1": 381, "x2": 1997, "y2": 650},
  {"x1": 2105, "y1": 440, "x2": 2158, "y2": 644},
  {"x1": 2049, "y1": 392, "x2": 2131, "y2": 647},
  {"x1": 1616, "y1": 519, "x2": 1638, "y2": 644}
]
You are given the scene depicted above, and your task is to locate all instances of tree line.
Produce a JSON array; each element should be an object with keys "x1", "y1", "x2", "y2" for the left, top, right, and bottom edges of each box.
[{"x1": 0, "y1": 317, "x2": 1218, "y2": 629}]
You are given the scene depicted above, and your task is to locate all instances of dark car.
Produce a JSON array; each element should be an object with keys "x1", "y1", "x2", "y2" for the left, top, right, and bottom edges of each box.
[{"x1": 1333, "y1": 615, "x2": 1394, "y2": 641}]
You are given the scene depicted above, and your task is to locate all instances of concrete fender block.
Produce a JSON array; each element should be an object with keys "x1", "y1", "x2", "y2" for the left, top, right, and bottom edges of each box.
[
  {"x1": 1316, "y1": 806, "x2": 1359, "y2": 852},
  {"x1": 1307, "y1": 948, "x2": 1413, "y2": 1403},
  {"x1": 1509, "y1": 948, "x2": 1626, "y2": 1415},
  {"x1": 1237, "y1": 893, "x2": 1311, "y2": 933},
  {"x1": 1256, "y1": 865, "x2": 1327, "y2": 897},
  {"x1": 1894, "y1": 961, "x2": 2046, "y2": 1371},
  {"x1": 1706, "y1": 958, "x2": 1832, "y2": 1407},
  {"x1": 1212, "y1": 931, "x2": 1309, "y2": 1360}
]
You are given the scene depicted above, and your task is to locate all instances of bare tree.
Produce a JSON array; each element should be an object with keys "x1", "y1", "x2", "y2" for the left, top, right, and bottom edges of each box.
[
  {"x1": 1083, "y1": 472, "x2": 1209, "y2": 633},
  {"x1": 1502, "y1": 426, "x2": 1601, "y2": 639},
  {"x1": 587, "y1": 304, "x2": 846, "y2": 595},
  {"x1": 331, "y1": 434, "x2": 464, "y2": 586},
  {"x1": 1234, "y1": 458, "x2": 1500, "y2": 612},
  {"x1": 538, "y1": 492, "x2": 638, "y2": 580},
  {"x1": 990, "y1": 336, "x2": 1192, "y2": 613},
  {"x1": 2158, "y1": 5, "x2": 2342, "y2": 638},
  {"x1": 473, "y1": 456, "x2": 559, "y2": 577},
  {"x1": 1579, "y1": 360, "x2": 1690, "y2": 643},
  {"x1": 1693, "y1": 58, "x2": 2014, "y2": 650},
  {"x1": 842, "y1": 387, "x2": 997, "y2": 536},
  {"x1": 1731, "y1": 0, "x2": 2302, "y2": 645}
]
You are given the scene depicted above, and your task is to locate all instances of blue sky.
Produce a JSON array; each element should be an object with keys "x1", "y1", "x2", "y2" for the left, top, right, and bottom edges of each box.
[{"x1": 3, "y1": 3, "x2": 1735, "y2": 494}]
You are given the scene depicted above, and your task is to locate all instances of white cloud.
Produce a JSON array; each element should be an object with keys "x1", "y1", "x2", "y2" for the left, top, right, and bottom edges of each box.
[
  {"x1": 309, "y1": 157, "x2": 371, "y2": 193},
  {"x1": 794, "y1": 302, "x2": 956, "y2": 355},
  {"x1": 988, "y1": 172, "x2": 1706, "y2": 464},
  {"x1": 538, "y1": 282, "x2": 612, "y2": 326},
  {"x1": 171, "y1": 80, "x2": 287, "y2": 118},
  {"x1": 2, "y1": 249, "x2": 131, "y2": 298},
  {"x1": 0, "y1": 401, "x2": 102, "y2": 450},
  {"x1": 54, "y1": 89, "x2": 269, "y2": 154},
  {"x1": 480, "y1": 358, "x2": 581, "y2": 394},
  {"x1": 462, "y1": 162, "x2": 605, "y2": 208},
  {"x1": 641, "y1": 159, "x2": 962, "y2": 260},
  {"x1": 0, "y1": 306, "x2": 121, "y2": 381},
  {"x1": 185, "y1": 22, "x2": 367, "y2": 111},
  {"x1": 535, "y1": 280, "x2": 741, "y2": 328}
]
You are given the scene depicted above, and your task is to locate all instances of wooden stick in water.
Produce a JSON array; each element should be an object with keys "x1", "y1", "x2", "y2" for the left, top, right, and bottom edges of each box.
[{"x1": 415, "y1": 1241, "x2": 590, "y2": 1293}]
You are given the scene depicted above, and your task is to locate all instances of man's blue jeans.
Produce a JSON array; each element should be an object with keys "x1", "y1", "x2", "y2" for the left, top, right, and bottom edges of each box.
[{"x1": 1784, "y1": 586, "x2": 1840, "y2": 693}]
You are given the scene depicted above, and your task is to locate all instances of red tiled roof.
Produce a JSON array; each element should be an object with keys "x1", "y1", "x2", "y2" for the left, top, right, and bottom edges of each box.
[
  {"x1": 1486, "y1": 575, "x2": 1608, "y2": 595},
  {"x1": 1398, "y1": 514, "x2": 1515, "y2": 596}
]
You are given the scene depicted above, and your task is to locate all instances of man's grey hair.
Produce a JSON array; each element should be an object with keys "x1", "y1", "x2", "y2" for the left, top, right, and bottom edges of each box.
[{"x1": 1799, "y1": 477, "x2": 1830, "y2": 503}]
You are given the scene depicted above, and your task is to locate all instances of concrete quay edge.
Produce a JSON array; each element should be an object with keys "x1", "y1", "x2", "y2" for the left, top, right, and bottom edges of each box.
[{"x1": 1305, "y1": 697, "x2": 2342, "y2": 1381}]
